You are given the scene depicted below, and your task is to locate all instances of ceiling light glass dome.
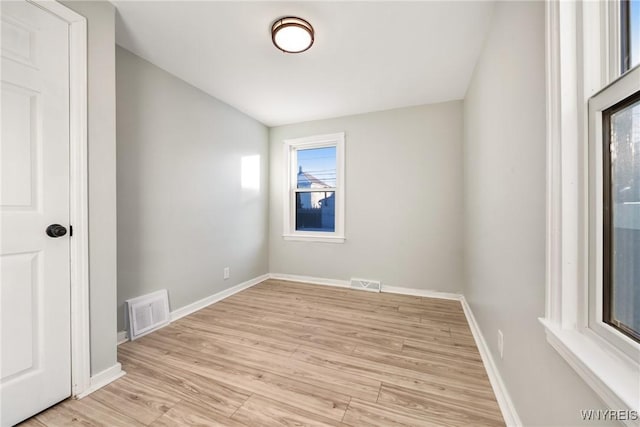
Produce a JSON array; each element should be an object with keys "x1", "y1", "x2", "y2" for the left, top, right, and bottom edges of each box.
[{"x1": 271, "y1": 17, "x2": 314, "y2": 53}]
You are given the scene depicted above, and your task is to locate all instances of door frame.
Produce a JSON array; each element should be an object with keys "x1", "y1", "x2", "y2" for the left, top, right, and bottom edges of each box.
[{"x1": 29, "y1": 0, "x2": 90, "y2": 398}]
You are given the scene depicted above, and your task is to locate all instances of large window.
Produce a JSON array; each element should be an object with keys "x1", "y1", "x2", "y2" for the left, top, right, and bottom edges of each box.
[
  {"x1": 283, "y1": 133, "x2": 345, "y2": 242},
  {"x1": 601, "y1": 88, "x2": 640, "y2": 343}
]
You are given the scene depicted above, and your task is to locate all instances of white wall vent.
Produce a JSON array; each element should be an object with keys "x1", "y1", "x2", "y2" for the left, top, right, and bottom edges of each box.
[
  {"x1": 125, "y1": 290, "x2": 170, "y2": 340},
  {"x1": 350, "y1": 278, "x2": 381, "y2": 293}
]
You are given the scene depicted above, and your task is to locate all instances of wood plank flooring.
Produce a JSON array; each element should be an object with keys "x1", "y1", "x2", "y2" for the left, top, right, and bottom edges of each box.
[{"x1": 19, "y1": 279, "x2": 504, "y2": 427}]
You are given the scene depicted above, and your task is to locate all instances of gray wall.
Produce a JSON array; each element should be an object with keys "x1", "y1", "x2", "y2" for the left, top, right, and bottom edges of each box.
[
  {"x1": 463, "y1": 2, "x2": 615, "y2": 425},
  {"x1": 116, "y1": 47, "x2": 269, "y2": 331},
  {"x1": 62, "y1": 1, "x2": 118, "y2": 377},
  {"x1": 269, "y1": 102, "x2": 464, "y2": 292}
]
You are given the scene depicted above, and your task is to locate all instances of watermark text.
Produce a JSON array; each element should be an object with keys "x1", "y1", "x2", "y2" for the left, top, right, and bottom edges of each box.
[{"x1": 580, "y1": 409, "x2": 639, "y2": 422}]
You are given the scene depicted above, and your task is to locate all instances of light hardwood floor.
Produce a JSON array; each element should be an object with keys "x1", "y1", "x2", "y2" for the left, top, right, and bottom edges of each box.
[{"x1": 20, "y1": 279, "x2": 505, "y2": 427}]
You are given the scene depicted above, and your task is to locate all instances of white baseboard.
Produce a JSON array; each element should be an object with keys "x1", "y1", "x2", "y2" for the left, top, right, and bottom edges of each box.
[
  {"x1": 171, "y1": 273, "x2": 270, "y2": 322},
  {"x1": 460, "y1": 296, "x2": 522, "y2": 427},
  {"x1": 269, "y1": 273, "x2": 351, "y2": 288},
  {"x1": 269, "y1": 274, "x2": 463, "y2": 300},
  {"x1": 381, "y1": 285, "x2": 462, "y2": 301},
  {"x1": 117, "y1": 330, "x2": 128, "y2": 345},
  {"x1": 76, "y1": 363, "x2": 125, "y2": 399}
]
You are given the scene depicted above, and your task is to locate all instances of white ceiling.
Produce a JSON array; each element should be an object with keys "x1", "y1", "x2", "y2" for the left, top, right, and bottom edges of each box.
[{"x1": 113, "y1": 1, "x2": 495, "y2": 127}]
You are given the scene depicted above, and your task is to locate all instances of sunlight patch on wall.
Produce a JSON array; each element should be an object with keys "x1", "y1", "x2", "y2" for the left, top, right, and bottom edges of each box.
[{"x1": 241, "y1": 155, "x2": 260, "y2": 190}]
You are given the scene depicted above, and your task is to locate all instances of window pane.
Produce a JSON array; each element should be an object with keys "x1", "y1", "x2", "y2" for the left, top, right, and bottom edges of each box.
[
  {"x1": 631, "y1": 0, "x2": 640, "y2": 69},
  {"x1": 608, "y1": 95, "x2": 640, "y2": 341},
  {"x1": 296, "y1": 147, "x2": 336, "y2": 189},
  {"x1": 623, "y1": 0, "x2": 640, "y2": 72},
  {"x1": 295, "y1": 191, "x2": 335, "y2": 232}
]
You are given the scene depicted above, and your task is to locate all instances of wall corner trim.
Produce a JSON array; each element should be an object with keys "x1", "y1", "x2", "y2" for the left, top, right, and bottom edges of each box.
[
  {"x1": 268, "y1": 273, "x2": 351, "y2": 288},
  {"x1": 75, "y1": 363, "x2": 125, "y2": 399},
  {"x1": 380, "y1": 285, "x2": 462, "y2": 301},
  {"x1": 460, "y1": 296, "x2": 522, "y2": 427}
]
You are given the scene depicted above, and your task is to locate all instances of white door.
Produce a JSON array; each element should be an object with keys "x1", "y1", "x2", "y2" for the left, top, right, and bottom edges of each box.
[{"x1": 0, "y1": 1, "x2": 71, "y2": 425}]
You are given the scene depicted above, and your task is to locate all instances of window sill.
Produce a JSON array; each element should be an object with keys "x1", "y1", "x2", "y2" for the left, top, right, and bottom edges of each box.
[
  {"x1": 282, "y1": 234, "x2": 345, "y2": 244},
  {"x1": 539, "y1": 318, "x2": 640, "y2": 417}
]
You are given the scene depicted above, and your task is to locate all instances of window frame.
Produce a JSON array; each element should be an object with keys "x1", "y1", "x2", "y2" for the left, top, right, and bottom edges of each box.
[
  {"x1": 542, "y1": 0, "x2": 640, "y2": 416},
  {"x1": 282, "y1": 133, "x2": 345, "y2": 243}
]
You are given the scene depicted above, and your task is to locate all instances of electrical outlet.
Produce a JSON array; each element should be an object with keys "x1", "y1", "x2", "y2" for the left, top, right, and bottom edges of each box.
[
  {"x1": 223, "y1": 267, "x2": 230, "y2": 280},
  {"x1": 498, "y1": 330, "x2": 504, "y2": 359}
]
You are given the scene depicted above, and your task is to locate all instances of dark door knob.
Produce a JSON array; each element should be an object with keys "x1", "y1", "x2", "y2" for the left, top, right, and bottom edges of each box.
[{"x1": 46, "y1": 224, "x2": 67, "y2": 238}]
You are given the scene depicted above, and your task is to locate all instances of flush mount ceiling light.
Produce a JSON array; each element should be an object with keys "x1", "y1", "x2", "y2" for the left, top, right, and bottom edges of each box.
[{"x1": 271, "y1": 17, "x2": 314, "y2": 53}]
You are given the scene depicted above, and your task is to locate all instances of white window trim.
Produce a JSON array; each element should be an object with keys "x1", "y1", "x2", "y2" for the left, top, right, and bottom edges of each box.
[
  {"x1": 282, "y1": 132, "x2": 345, "y2": 243},
  {"x1": 542, "y1": 0, "x2": 640, "y2": 419}
]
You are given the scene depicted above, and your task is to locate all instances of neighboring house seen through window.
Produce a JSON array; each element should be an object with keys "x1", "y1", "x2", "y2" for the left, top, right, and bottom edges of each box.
[{"x1": 296, "y1": 147, "x2": 336, "y2": 232}]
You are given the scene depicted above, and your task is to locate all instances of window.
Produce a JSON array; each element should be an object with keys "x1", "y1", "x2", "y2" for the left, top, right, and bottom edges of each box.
[
  {"x1": 587, "y1": 2, "x2": 640, "y2": 356},
  {"x1": 585, "y1": 60, "x2": 640, "y2": 411},
  {"x1": 543, "y1": 0, "x2": 640, "y2": 413},
  {"x1": 599, "y1": 83, "x2": 640, "y2": 343},
  {"x1": 621, "y1": 0, "x2": 640, "y2": 73},
  {"x1": 283, "y1": 133, "x2": 345, "y2": 243}
]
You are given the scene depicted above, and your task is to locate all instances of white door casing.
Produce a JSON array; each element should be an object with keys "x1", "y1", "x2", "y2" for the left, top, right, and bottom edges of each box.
[{"x1": 0, "y1": 1, "x2": 72, "y2": 425}]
